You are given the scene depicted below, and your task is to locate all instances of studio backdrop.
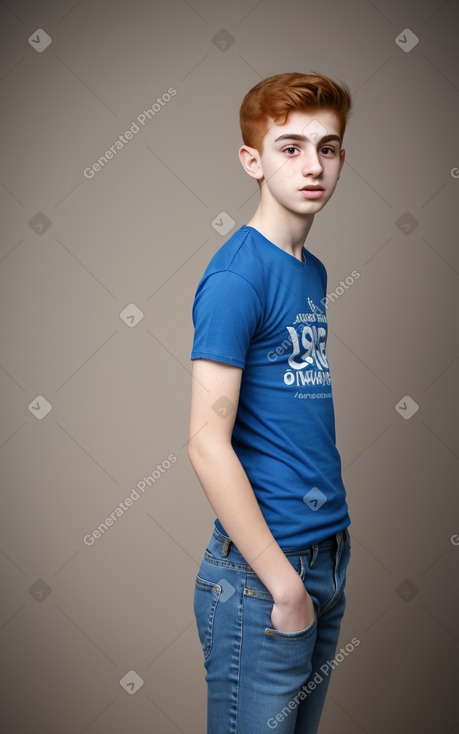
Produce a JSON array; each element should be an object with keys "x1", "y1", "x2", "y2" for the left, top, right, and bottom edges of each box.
[{"x1": 1, "y1": 1, "x2": 458, "y2": 732}]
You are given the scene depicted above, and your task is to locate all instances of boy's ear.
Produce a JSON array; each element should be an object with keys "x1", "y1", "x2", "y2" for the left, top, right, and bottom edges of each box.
[
  {"x1": 238, "y1": 145, "x2": 264, "y2": 181},
  {"x1": 338, "y1": 147, "x2": 346, "y2": 179}
]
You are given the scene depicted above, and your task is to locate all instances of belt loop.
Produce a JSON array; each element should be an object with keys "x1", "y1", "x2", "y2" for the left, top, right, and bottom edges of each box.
[
  {"x1": 221, "y1": 537, "x2": 232, "y2": 557},
  {"x1": 335, "y1": 530, "x2": 345, "y2": 563}
]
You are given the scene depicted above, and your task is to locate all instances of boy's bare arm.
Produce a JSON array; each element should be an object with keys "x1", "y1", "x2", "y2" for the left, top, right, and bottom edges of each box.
[{"x1": 187, "y1": 358, "x2": 315, "y2": 633}]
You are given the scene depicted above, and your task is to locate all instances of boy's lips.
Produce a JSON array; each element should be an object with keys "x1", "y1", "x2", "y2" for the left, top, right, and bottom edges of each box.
[{"x1": 300, "y1": 186, "x2": 325, "y2": 199}]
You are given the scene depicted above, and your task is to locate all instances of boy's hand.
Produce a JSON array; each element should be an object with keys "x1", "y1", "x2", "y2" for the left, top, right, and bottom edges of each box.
[{"x1": 271, "y1": 585, "x2": 315, "y2": 634}]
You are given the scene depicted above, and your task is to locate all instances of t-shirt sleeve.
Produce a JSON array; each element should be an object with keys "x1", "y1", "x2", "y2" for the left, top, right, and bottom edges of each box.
[{"x1": 191, "y1": 270, "x2": 262, "y2": 369}]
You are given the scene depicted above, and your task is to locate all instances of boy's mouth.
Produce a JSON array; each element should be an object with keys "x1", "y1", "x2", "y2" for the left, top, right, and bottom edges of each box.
[{"x1": 300, "y1": 185, "x2": 325, "y2": 199}]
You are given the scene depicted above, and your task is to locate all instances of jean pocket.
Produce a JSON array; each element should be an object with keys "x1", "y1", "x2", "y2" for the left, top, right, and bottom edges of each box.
[
  {"x1": 243, "y1": 571, "x2": 317, "y2": 638},
  {"x1": 243, "y1": 591, "x2": 318, "y2": 694},
  {"x1": 193, "y1": 575, "x2": 221, "y2": 660},
  {"x1": 265, "y1": 613, "x2": 317, "y2": 640}
]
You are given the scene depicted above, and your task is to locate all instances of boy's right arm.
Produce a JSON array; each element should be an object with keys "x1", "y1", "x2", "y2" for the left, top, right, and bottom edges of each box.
[{"x1": 187, "y1": 357, "x2": 315, "y2": 633}]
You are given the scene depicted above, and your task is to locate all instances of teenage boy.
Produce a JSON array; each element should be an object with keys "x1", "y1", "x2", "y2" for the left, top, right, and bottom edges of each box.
[{"x1": 188, "y1": 72, "x2": 352, "y2": 734}]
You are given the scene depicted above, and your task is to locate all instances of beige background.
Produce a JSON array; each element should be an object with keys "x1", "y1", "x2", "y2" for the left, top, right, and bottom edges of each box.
[{"x1": 1, "y1": 0, "x2": 459, "y2": 732}]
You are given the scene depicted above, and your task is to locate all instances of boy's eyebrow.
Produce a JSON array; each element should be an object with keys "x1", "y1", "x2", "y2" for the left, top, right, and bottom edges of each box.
[{"x1": 273, "y1": 133, "x2": 341, "y2": 145}]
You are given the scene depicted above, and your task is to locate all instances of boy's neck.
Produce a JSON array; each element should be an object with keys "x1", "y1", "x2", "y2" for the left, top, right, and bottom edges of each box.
[{"x1": 246, "y1": 199, "x2": 314, "y2": 262}]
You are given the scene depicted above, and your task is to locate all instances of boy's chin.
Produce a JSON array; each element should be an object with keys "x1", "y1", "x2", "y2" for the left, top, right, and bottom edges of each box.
[{"x1": 297, "y1": 198, "x2": 330, "y2": 214}]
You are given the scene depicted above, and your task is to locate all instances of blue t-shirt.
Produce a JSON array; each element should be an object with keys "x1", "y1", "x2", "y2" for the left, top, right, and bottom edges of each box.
[{"x1": 190, "y1": 224, "x2": 350, "y2": 549}]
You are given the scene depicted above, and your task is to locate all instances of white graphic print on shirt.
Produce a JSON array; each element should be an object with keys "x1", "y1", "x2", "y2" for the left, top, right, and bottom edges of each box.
[{"x1": 283, "y1": 298, "x2": 332, "y2": 392}]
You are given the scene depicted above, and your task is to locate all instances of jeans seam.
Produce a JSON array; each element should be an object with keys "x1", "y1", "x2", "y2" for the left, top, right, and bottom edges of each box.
[
  {"x1": 231, "y1": 572, "x2": 246, "y2": 734},
  {"x1": 319, "y1": 538, "x2": 346, "y2": 618},
  {"x1": 204, "y1": 554, "x2": 250, "y2": 571},
  {"x1": 298, "y1": 554, "x2": 304, "y2": 578}
]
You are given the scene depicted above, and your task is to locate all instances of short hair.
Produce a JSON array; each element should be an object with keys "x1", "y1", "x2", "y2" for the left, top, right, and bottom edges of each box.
[{"x1": 239, "y1": 72, "x2": 352, "y2": 154}]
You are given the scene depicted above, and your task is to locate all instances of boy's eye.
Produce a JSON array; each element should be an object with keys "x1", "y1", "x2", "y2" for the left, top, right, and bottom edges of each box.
[{"x1": 283, "y1": 145, "x2": 337, "y2": 156}]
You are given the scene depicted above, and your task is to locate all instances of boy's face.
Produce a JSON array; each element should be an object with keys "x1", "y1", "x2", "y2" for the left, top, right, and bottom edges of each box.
[{"x1": 240, "y1": 108, "x2": 345, "y2": 217}]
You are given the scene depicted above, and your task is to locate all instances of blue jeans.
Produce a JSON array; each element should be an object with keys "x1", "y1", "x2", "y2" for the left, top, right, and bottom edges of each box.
[{"x1": 194, "y1": 526, "x2": 351, "y2": 734}]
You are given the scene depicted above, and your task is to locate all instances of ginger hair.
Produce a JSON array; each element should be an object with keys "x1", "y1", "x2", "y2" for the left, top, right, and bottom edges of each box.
[{"x1": 239, "y1": 72, "x2": 352, "y2": 154}]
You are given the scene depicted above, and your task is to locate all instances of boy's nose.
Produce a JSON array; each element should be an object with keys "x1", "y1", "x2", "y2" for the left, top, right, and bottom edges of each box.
[{"x1": 302, "y1": 151, "x2": 323, "y2": 176}]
